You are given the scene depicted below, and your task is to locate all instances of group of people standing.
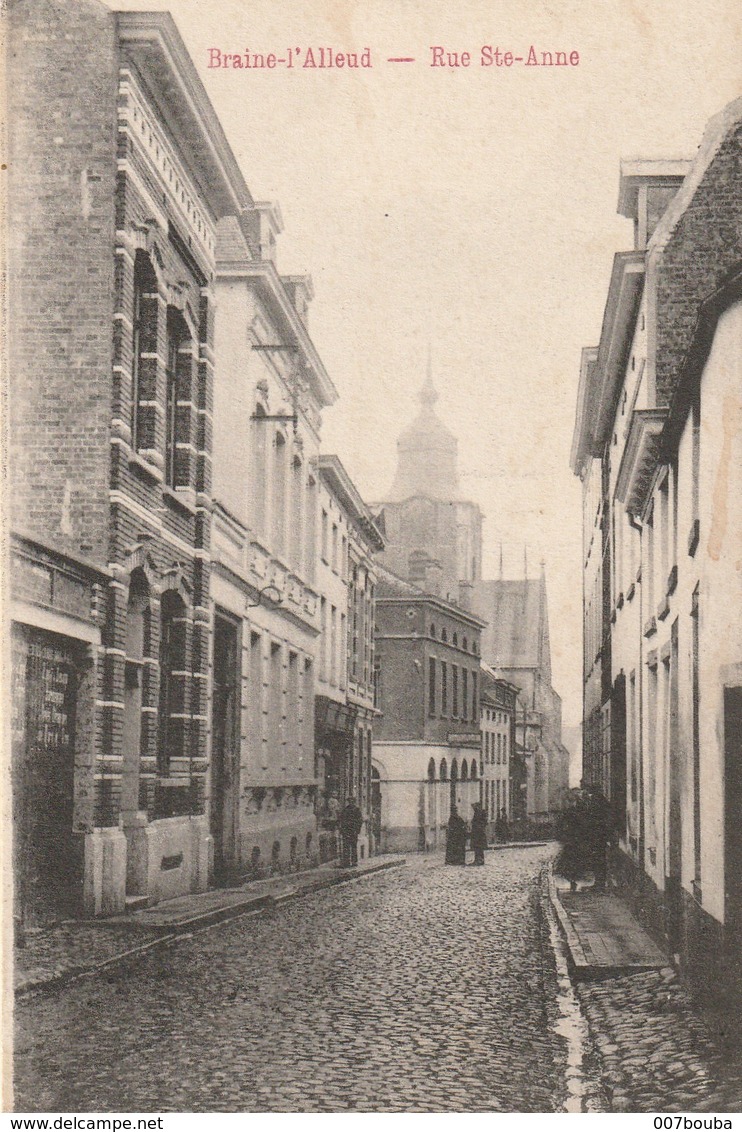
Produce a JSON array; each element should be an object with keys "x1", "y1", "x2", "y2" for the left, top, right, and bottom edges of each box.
[{"x1": 445, "y1": 803, "x2": 508, "y2": 866}]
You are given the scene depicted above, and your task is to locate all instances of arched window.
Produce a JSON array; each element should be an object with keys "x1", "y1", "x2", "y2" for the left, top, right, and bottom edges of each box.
[
  {"x1": 430, "y1": 624, "x2": 436, "y2": 638},
  {"x1": 461, "y1": 759, "x2": 468, "y2": 780},
  {"x1": 131, "y1": 251, "x2": 158, "y2": 453},
  {"x1": 463, "y1": 637, "x2": 468, "y2": 651},
  {"x1": 452, "y1": 632, "x2": 458, "y2": 647},
  {"x1": 273, "y1": 431, "x2": 287, "y2": 555},
  {"x1": 439, "y1": 757, "x2": 448, "y2": 781},
  {"x1": 470, "y1": 760, "x2": 478, "y2": 779},
  {"x1": 441, "y1": 628, "x2": 448, "y2": 643},
  {"x1": 164, "y1": 309, "x2": 191, "y2": 489},
  {"x1": 158, "y1": 589, "x2": 188, "y2": 774},
  {"x1": 290, "y1": 454, "x2": 303, "y2": 570},
  {"x1": 305, "y1": 474, "x2": 316, "y2": 582},
  {"x1": 252, "y1": 403, "x2": 268, "y2": 536},
  {"x1": 450, "y1": 758, "x2": 458, "y2": 782},
  {"x1": 427, "y1": 757, "x2": 436, "y2": 782}
]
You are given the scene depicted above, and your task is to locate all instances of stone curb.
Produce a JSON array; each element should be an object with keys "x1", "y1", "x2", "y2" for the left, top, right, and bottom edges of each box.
[
  {"x1": 548, "y1": 866, "x2": 590, "y2": 975},
  {"x1": 548, "y1": 868, "x2": 669, "y2": 981},
  {"x1": 16, "y1": 857, "x2": 406, "y2": 1001}
]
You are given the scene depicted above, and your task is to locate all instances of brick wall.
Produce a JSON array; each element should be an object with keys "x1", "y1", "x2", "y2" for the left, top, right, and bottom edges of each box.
[
  {"x1": 655, "y1": 119, "x2": 742, "y2": 406},
  {"x1": 7, "y1": 0, "x2": 117, "y2": 564}
]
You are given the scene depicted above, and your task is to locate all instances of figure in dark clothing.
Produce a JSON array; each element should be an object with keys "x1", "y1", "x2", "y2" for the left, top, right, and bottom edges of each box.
[
  {"x1": 445, "y1": 805, "x2": 467, "y2": 865},
  {"x1": 470, "y1": 803, "x2": 488, "y2": 866},
  {"x1": 494, "y1": 808, "x2": 509, "y2": 844},
  {"x1": 584, "y1": 788, "x2": 612, "y2": 892},
  {"x1": 339, "y1": 796, "x2": 363, "y2": 868},
  {"x1": 555, "y1": 790, "x2": 590, "y2": 892}
]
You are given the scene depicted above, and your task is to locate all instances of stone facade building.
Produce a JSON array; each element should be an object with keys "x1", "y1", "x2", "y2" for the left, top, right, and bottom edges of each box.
[
  {"x1": 7, "y1": 0, "x2": 253, "y2": 919},
  {"x1": 209, "y1": 209, "x2": 337, "y2": 881},
  {"x1": 373, "y1": 566, "x2": 485, "y2": 852},
  {"x1": 571, "y1": 97, "x2": 742, "y2": 1002},
  {"x1": 314, "y1": 456, "x2": 384, "y2": 862}
]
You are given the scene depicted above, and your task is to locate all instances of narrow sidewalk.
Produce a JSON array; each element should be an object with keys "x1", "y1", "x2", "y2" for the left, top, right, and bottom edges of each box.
[
  {"x1": 549, "y1": 872, "x2": 666, "y2": 978},
  {"x1": 14, "y1": 854, "x2": 405, "y2": 998}
]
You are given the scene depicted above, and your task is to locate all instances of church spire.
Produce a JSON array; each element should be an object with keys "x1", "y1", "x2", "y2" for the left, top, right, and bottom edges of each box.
[{"x1": 419, "y1": 344, "x2": 438, "y2": 407}]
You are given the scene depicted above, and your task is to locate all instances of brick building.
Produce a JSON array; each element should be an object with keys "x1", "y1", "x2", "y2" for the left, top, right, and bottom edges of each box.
[
  {"x1": 571, "y1": 97, "x2": 742, "y2": 1001},
  {"x1": 373, "y1": 566, "x2": 485, "y2": 852},
  {"x1": 7, "y1": 0, "x2": 251, "y2": 917}
]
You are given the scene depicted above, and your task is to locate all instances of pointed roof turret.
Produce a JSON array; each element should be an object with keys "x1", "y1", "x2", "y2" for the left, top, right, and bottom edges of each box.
[{"x1": 387, "y1": 359, "x2": 460, "y2": 502}]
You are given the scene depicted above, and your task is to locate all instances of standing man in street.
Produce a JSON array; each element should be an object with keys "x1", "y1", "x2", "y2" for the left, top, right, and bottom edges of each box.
[
  {"x1": 339, "y1": 795, "x2": 363, "y2": 868},
  {"x1": 470, "y1": 802, "x2": 488, "y2": 866}
]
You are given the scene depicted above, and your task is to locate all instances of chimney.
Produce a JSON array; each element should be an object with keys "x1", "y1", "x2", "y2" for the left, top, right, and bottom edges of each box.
[
  {"x1": 239, "y1": 201, "x2": 284, "y2": 264},
  {"x1": 281, "y1": 275, "x2": 314, "y2": 326},
  {"x1": 617, "y1": 159, "x2": 690, "y2": 250}
]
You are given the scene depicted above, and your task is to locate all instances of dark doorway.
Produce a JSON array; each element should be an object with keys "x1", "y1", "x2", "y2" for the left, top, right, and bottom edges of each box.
[
  {"x1": 12, "y1": 628, "x2": 82, "y2": 924},
  {"x1": 371, "y1": 766, "x2": 382, "y2": 853},
  {"x1": 611, "y1": 672, "x2": 627, "y2": 838},
  {"x1": 210, "y1": 613, "x2": 240, "y2": 881}
]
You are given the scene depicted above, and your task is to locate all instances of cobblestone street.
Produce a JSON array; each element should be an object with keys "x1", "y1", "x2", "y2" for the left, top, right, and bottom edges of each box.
[{"x1": 16, "y1": 847, "x2": 577, "y2": 1112}]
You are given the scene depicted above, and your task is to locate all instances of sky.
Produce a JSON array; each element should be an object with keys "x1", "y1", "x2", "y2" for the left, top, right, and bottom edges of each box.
[{"x1": 114, "y1": 0, "x2": 740, "y2": 732}]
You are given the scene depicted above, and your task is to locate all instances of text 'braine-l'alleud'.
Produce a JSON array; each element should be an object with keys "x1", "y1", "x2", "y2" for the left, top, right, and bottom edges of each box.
[{"x1": 206, "y1": 46, "x2": 581, "y2": 70}]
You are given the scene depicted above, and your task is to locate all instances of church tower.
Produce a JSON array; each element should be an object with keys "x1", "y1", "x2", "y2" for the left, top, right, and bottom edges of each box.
[{"x1": 372, "y1": 364, "x2": 483, "y2": 607}]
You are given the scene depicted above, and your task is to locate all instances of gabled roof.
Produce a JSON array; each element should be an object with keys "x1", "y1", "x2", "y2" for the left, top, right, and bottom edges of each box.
[
  {"x1": 317, "y1": 455, "x2": 385, "y2": 552},
  {"x1": 472, "y1": 576, "x2": 551, "y2": 682}
]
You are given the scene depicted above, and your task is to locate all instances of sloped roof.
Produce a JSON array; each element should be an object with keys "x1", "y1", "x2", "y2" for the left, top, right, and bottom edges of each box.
[
  {"x1": 216, "y1": 215, "x2": 252, "y2": 262},
  {"x1": 472, "y1": 577, "x2": 551, "y2": 680}
]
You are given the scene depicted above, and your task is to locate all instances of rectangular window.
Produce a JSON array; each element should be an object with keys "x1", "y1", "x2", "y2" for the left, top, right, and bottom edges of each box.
[
  {"x1": 320, "y1": 597, "x2": 327, "y2": 682},
  {"x1": 428, "y1": 657, "x2": 436, "y2": 716},
  {"x1": 452, "y1": 665, "x2": 459, "y2": 718},
  {"x1": 472, "y1": 671, "x2": 478, "y2": 720},
  {"x1": 288, "y1": 651, "x2": 299, "y2": 766},
  {"x1": 461, "y1": 669, "x2": 468, "y2": 721},
  {"x1": 321, "y1": 509, "x2": 329, "y2": 562},
  {"x1": 331, "y1": 523, "x2": 338, "y2": 572},
  {"x1": 440, "y1": 662, "x2": 448, "y2": 716},
  {"x1": 330, "y1": 605, "x2": 337, "y2": 686},
  {"x1": 340, "y1": 613, "x2": 347, "y2": 690}
]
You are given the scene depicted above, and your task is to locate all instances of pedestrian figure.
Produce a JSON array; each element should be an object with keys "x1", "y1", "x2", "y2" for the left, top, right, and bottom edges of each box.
[
  {"x1": 339, "y1": 795, "x2": 363, "y2": 868},
  {"x1": 555, "y1": 788, "x2": 590, "y2": 892},
  {"x1": 494, "y1": 807, "x2": 509, "y2": 844},
  {"x1": 445, "y1": 805, "x2": 467, "y2": 865},
  {"x1": 470, "y1": 802, "x2": 488, "y2": 866},
  {"x1": 584, "y1": 787, "x2": 612, "y2": 892}
]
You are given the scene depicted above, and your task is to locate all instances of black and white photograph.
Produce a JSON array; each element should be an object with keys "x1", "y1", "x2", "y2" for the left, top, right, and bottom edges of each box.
[{"x1": 3, "y1": 0, "x2": 742, "y2": 1116}]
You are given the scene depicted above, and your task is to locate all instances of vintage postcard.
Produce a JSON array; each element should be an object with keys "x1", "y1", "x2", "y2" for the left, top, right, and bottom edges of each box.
[{"x1": 3, "y1": 0, "x2": 742, "y2": 1117}]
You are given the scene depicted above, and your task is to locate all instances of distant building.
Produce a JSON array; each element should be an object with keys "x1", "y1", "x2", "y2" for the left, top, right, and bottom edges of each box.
[
  {"x1": 472, "y1": 570, "x2": 570, "y2": 819},
  {"x1": 371, "y1": 364, "x2": 568, "y2": 820},
  {"x1": 571, "y1": 97, "x2": 742, "y2": 1002},
  {"x1": 314, "y1": 456, "x2": 384, "y2": 863},
  {"x1": 371, "y1": 370, "x2": 482, "y2": 608},
  {"x1": 479, "y1": 667, "x2": 519, "y2": 830},
  {"x1": 373, "y1": 567, "x2": 485, "y2": 852}
]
